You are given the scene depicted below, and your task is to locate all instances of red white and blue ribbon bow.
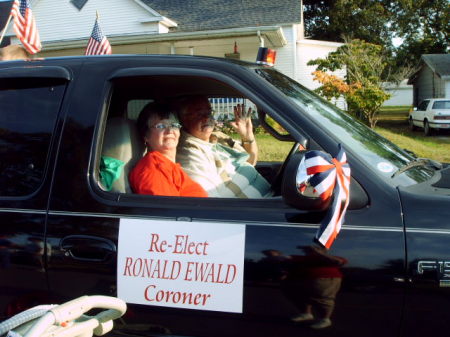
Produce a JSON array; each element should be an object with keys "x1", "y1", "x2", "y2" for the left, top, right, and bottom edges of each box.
[{"x1": 304, "y1": 145, "x2": 351, "y2": 249}]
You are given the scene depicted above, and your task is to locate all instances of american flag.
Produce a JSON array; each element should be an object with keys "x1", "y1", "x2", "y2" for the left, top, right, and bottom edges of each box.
[
  {"x1": 10, "y1": 0, "x2": 42, "y2": 54},
  {"x1": 85, "y1": 18, "x2": 111, "y2": 55}
]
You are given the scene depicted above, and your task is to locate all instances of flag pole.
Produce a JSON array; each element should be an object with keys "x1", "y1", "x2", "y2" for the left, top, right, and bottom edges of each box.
[{"x1": 0, "y1": 13, "x2": 13, "y2": 47}]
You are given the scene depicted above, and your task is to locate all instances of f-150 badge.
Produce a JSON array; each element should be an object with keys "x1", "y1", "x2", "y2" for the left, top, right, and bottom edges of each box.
[{"x1": 417, "y1": 260, "x2": 450, "y2": 287}]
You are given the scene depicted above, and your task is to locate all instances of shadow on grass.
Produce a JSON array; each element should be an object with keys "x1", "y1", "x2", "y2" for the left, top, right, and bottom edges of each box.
[{"x1": 377, "y1": 115, "x2": 450, "y2": 142}]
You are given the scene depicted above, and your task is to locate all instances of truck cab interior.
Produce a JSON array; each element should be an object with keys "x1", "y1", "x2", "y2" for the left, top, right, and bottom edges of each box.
[{"x1": 99, "y1": 74, "x2": 297, "y2": 197}]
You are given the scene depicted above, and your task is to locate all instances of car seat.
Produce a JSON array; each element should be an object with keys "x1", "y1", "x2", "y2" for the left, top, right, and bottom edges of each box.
[{"x1": 101, "y1": 117, "x2": 145, "y2": 193}]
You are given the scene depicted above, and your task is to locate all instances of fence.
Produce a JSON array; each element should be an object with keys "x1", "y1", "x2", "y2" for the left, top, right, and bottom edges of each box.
[{"x1": 209, "y1": 98, "x2": 257, "y2": 121}]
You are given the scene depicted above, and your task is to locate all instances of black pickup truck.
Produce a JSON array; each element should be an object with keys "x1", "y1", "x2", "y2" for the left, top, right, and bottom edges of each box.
[{"x1": 1, "y1": 55, "x2": 449, "y2": 337}]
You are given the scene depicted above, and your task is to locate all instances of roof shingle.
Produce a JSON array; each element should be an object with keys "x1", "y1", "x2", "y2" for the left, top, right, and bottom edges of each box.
[
  {"x1": 141, "y1": 0, "x2": 302, "y2": 32},
  {"x1": 422, "y1": 54, "x2": 450, "y2": 78}
]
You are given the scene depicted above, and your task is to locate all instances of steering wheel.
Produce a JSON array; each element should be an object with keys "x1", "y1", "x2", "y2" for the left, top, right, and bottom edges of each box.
[
  {"x1": 255, "y1": 109, "x2": 308, "y2": 196},
  {"x1": 271, "y1": 142, "x2": 304, "y2": 196},
  {"x1": 1, "y1": 296, "x2": 126, "y2": 337}
]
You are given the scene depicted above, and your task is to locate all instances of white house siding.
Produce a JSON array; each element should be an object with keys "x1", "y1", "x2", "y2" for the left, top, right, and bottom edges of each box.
[
  {"x1": 414, "y1": 66, "x2": 434, "y2": 104},
  {"x1": 382, "y1": 80, "x2": 413, "y2": 106},
  {"x1": 166, "y1": 35, "x2": 261, "y2": 60},
  {"x1": 170, "y1": 25, "x2": 298, "y2": 80},
  {"x1": 9, "y1": 0, "x2": 162, "y2": 44},
  {"x1": 37, "y1": 34, "x2": 273, "y2": 60},
  {"x1": 271, "y1": 25, "x2": 297, "y2": 79},
  {"x1": 383, "y1": 87, "x2": 412, "y2": 106},
  {"x1": 412, "y1": 64, "x2": 450, "y2": 105},
  {"x1": 296, "y1": 39, "x2": 345, "y2": 109},
  {"x1": 434, "y1": 73, "x2": 445, "y2": 98},
  {"x1": 296, "y1": 39, "x2": 343, "y2": 90}
]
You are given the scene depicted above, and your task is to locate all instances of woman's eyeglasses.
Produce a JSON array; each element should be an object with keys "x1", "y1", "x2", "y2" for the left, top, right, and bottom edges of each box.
[{"x1": 151, "y1": 122, "x2": 182, "y2": 130}]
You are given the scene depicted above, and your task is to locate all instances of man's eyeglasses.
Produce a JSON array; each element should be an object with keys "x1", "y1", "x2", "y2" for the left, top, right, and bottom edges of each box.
[{"x1": 151, "y1": 122, "x2": 182, "y2": 130}]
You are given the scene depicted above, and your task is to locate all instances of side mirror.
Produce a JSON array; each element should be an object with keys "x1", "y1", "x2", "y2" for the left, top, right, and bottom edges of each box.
[
  {"x1": 281, "y1": 151, "x2": 369, "y2": 211},
  {"x1": 281, "y1": 152, "x2": 331, "y2": 211}
]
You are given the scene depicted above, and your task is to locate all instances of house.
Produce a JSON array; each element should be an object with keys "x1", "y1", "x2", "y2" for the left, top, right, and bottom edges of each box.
[
  {"x1": 408, "y1": 54, "x2": 450, "y2": 106},
  {"x1": 1, "y1": 0, "x2": 343, "y2": 92},
  {"x1": 382, "y1": 80, "x2": 413, "y2": 106}
]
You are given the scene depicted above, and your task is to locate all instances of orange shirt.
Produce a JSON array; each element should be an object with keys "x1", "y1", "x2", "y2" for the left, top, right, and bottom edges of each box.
[{"x1": 129, "y1": 151, "x2": 207, "y2": 197}]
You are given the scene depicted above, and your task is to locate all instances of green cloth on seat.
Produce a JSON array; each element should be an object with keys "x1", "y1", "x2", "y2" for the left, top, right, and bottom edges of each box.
[
  {"x1": 214, "y1": 143, "x2": 249, "y2": 168},
  {"x1": 100, "y1": 156, "x2": 125, "y2": 191}
]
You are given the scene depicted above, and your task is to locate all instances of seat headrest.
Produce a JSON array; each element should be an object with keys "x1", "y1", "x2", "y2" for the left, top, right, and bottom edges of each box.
[{"x1": 101, "y1": 117, "x2": 144, "y2": 193}]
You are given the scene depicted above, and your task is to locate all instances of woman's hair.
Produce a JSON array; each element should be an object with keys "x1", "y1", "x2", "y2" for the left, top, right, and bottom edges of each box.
[
  {"x1": 136, "y1": 102, "x2": 177, "y2": 139},
  {"x1": 172, "y1": 95, "x2": 209, "y2": 124}
]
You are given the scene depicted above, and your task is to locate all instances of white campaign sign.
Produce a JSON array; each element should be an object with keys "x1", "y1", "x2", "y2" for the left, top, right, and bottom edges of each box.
[{"x1": 117, "y1": 218, "x2": 246, "y2": 313}]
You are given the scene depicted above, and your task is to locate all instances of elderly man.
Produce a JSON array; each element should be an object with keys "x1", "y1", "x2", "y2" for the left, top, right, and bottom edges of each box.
[{"x1": 176, "y1": 95, "x2": 272, "y2": 198}]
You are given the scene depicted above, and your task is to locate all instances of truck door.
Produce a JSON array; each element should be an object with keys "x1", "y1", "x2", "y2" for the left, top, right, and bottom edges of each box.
[{"x1": 400, "y1": 187, "x2": 450, "y2": 337}]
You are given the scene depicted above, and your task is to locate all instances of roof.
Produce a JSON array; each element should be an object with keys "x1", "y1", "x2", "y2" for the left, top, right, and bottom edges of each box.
[
  {"x1": 141, "y1": 0, "x2": 302, "y2": 32},
  {"x1": 2, "y1": 0, "x2": 298, "y2": 50},
  {"x1": 408, "y1": 54, "x2": 450, "y2": 84},
  {"x1": 422, "y1": 54, "x2": 450, "y2": 78}
]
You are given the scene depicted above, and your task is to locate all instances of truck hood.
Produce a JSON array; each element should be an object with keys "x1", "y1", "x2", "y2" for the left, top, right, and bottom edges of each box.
[{"x1": 398, "y1": 165, "x2": 450, "y2": 230}]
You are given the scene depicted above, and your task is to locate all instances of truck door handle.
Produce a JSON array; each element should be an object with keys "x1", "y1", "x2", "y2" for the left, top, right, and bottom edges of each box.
[{"x1": 60, "y1": 235, "x2": 116, "y2": 262}]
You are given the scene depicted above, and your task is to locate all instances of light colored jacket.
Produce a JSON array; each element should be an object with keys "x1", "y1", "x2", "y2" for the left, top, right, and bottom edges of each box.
[{"x1": 176, "y1": 131, "x2": 272, "y2": 198}]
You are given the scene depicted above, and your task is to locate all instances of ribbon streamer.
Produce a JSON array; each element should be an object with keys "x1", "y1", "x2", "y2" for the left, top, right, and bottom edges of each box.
[{"x1": 303, "y1": 145, "x2": 351, "y2": 249}]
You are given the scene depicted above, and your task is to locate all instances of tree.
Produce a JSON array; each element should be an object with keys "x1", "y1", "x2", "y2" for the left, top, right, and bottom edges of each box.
[
  {"x1": 303, "y1": 0, "x2": 449, "y2": 69},
  {"x1": 387, "y1": 0, "x2": 450, "y2": 67},
  {"x1": 308, "y1": 38, "x2": 412, "y2": 128},
  {"x1": 303, "y1": 0, "x2": 393, "y2": 47}
]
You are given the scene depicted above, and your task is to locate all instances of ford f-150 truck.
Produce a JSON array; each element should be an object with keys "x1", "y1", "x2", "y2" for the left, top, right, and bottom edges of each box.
[{"x1": 1, "y1": 55, "x2": 449, "y2": 337}]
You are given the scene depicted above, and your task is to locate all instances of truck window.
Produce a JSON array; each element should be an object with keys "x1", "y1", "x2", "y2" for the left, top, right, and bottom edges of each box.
[
  {"x1": 0, "y1": 81, "x2": 65, "y2": 196},
  {"x1": 98, "y1": 75, "x2": 294, "y2": 198}
]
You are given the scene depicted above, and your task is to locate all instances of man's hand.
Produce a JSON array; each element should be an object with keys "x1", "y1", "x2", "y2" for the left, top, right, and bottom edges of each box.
[
  {"x1": 229, "y1": 104, "x2": 258, "y2": 165},
  {"x1": 229, "y1": 104, "x2": 254, "y2": 141}
]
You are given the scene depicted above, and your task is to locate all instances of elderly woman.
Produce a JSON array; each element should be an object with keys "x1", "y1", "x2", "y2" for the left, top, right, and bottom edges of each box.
[
  {"x1": 129, "y1": 102, "x2": 207, "y2": 197},
  {"x1": 176, "y1": 95, "x2": 272, "y2": 198}
]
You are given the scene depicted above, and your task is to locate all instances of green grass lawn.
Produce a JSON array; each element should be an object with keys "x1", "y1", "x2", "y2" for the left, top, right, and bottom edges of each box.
[
  {"x1": 230, "y1": 133, "x2": 294, "y2": 162},
  {"x1": 376, "y1": 106, "x2": 450, "y2": 163},
  {"x1": 254, "y1": 105, "x2": 450, "y2": 163},
  {"x1": 256, "y1": 134, "x2": 295, "y2": 162}
]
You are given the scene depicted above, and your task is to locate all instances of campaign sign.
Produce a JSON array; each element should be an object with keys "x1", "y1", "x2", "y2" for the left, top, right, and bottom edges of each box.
[{"x1": 117, "y1": 219, "x2": 246, "y2": 313}]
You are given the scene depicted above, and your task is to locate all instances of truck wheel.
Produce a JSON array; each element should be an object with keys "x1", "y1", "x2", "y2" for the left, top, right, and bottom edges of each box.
[
  {"x1": 409, "y1": 117, "x2": 418, "y2": 131},
  {"x1": 424, "y1": 120, "x2": 432, "y2": 136}
]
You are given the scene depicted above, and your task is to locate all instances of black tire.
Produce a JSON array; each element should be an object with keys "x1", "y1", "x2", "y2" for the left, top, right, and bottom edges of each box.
[
  {"x1": 424, "y1": 120, "x2": 433, "y2": 136},
  {"x1": 409, "y1": 117, "x2": 418, "y2": 131}
]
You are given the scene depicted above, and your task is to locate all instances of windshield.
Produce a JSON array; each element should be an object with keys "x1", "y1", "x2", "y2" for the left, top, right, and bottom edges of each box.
[
  {"x1": 433, "y1": 100, "x2": 450, "y2": 109},
  {"x1": 255, "y1": 68, "x2": 435, "y2": 186}
]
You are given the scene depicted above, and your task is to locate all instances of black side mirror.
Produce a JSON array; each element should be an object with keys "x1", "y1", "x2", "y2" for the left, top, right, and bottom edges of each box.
[{"x1": 282, "y1": 151, "x2": 369, "y2": 211}]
